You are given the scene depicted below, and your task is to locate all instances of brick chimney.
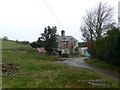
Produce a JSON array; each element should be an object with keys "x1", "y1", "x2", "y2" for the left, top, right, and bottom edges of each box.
[{"x1": 61, "y1": 30, "x2": 65, "y2": 37}]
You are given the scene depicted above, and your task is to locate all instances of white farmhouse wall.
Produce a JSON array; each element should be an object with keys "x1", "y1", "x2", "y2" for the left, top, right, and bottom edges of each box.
[{"x1": 79, "y1": 47, "x2": 88, "y2": 55}]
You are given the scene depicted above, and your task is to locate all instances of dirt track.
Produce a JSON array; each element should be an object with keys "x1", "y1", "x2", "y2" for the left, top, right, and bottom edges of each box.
[{"x1": 54, "y1": 57, "x2": 119, "y2": 82}]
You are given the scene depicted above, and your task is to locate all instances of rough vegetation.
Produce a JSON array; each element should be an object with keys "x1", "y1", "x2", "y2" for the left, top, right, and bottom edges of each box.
[{"x1": 2, "y1": 40, "x2": 119, "y2": 88}]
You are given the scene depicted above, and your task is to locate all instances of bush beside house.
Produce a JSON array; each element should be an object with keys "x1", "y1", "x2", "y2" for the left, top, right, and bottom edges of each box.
[{"x1": 92, "y1": 28, "x2": 120, "y2": 65}]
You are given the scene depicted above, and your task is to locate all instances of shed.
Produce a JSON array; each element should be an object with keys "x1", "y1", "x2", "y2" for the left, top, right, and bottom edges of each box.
[{"x1": 37, "y1": 48, "x2": 46, "y2": 53}]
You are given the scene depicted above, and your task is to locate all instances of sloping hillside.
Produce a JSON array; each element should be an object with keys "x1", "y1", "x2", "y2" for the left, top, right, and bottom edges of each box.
[
  {"x1": 2, "y1": 40, "x2": 30, "y2": 50},
  {"x1": 2, "y1": 40, "x2": 119, "y2": 88}
]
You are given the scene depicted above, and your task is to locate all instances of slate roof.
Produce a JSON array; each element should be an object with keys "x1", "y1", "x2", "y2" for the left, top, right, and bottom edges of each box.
[{"x1": 57, "y1": 36, "x2": 78, "y2": 42}]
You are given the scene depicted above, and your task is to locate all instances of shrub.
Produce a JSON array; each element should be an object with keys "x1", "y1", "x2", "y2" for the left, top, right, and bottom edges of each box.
[{"x1": 93, "y1": 28, "x2": 120, "y2": 65}]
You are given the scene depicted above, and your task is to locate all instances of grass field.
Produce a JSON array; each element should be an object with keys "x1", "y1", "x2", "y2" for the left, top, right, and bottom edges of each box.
[{"x1": 2, "y1": 40, "x2": 119, "y2": 88}]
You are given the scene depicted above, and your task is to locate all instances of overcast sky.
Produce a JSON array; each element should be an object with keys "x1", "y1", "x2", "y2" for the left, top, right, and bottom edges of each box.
[{"x1": 0, "y1": 0, "x2": 119, "y2": 42}]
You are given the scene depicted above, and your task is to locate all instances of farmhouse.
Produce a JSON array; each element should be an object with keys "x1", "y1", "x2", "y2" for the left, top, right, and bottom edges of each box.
[{"x1": 57, "y1": 30, "x2": 78, "y2": 56}]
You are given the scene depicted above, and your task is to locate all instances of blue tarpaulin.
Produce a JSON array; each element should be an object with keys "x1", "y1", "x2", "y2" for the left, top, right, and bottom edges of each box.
[{"x1": 84, "y1": 51, "x2": 91, "y2": 57}]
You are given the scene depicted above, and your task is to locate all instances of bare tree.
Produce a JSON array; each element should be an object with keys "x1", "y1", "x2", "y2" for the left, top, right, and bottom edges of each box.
[{"x1": 80, "y1": 2, "x2": 115, "y2": 42}]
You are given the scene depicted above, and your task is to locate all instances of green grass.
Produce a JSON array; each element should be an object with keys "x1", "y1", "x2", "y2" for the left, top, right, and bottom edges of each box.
[
  {"x1": 2, "y1": 40, "x2": 120, "y2": 88},
  {"x1": 85, "y1": 58, "x2": 120, "y2": 71},
  {"x1": 2, "y1": 40, "x2": 30, "y2": 50}
]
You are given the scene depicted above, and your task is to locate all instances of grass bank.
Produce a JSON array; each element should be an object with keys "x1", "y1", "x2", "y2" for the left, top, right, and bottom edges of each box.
[
  {"x1": 2, "y1": 40, "x2": 120, "y2": 88},
  {"x1": 85, "y1": 58, "x2": 120, "y2": 71}
]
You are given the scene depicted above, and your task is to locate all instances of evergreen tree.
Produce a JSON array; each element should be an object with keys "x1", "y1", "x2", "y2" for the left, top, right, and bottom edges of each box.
[
  {"x1": 41, "y1": 26, "x2": 58, "y2": 54},
  {"x1": 30, "y1": 26, "x2": 58, "y2": 54}
]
